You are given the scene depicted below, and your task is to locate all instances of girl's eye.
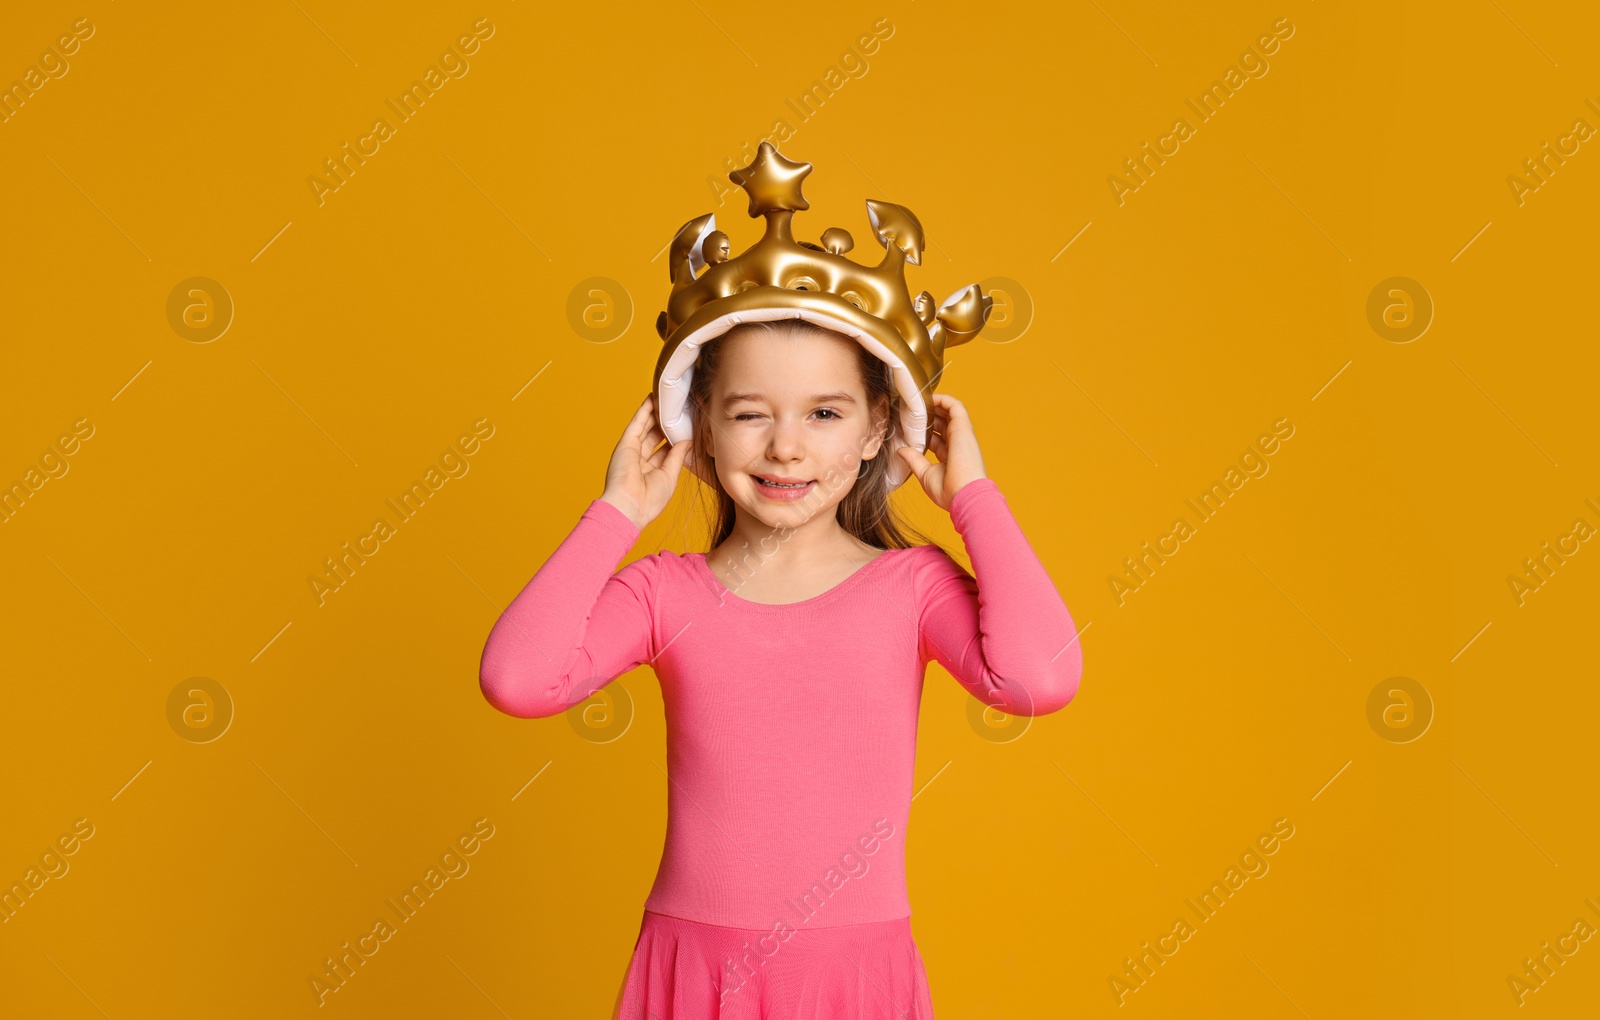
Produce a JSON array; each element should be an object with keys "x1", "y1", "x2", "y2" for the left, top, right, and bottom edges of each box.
[{"x1": 732, "y1": 409, "x2": 843, "y2": 421}]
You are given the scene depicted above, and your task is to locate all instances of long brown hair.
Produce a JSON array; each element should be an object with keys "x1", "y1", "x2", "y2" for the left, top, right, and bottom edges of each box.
[{"x1": 684, "y1": 318, "x2": 944, "y2": 554}]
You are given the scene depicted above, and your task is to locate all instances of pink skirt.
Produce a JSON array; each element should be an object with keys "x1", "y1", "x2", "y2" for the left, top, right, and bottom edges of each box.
[{"x1": 612, "y1": 909, "x2": 936, "y2": 1019}]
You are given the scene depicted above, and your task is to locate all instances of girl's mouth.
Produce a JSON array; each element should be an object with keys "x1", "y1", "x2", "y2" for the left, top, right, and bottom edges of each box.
[{"x1": 751, "y1": 475, "x2": 816, "y2": 502}]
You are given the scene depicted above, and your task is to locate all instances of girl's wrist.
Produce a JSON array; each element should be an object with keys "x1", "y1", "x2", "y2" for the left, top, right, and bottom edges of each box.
[
  {"x1": 949, "y1": 474, "x2": 989, "y2": 501},
  {"x1": 598, "y1": 492, "x2": 649, "y2": 531}
]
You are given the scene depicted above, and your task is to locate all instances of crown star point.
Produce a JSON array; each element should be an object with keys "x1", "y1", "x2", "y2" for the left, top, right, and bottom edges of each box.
[{"x1": 729, "y1": 141, "x2": 813, "y2": 217}]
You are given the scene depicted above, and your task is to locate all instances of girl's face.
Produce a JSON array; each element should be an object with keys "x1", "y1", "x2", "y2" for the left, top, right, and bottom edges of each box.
[{"x1": 703, "y1": 327, "x2": 887, "y2": 531}]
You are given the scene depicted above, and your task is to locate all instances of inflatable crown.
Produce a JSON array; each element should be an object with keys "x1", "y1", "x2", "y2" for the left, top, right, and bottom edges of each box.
[{"x1": 652, "y1": 141, "x2": 993, "y2": 488}]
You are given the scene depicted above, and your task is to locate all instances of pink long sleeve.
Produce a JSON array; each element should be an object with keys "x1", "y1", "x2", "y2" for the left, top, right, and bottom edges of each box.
[
  {"x1": 478, "y1": 477, "x2": 1084, "y2": 930},
  {"x1": 918, "y1": 477, "x2": 1083, "y2": 716},
  {"x1": 478, "y1": 498, "x2": 652, "y2": 719}
]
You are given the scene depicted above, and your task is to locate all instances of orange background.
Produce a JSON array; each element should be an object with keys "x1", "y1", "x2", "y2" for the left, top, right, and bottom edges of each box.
[{"x1": 1, "y1": 1, "x2": 1596, "y2": 1016}]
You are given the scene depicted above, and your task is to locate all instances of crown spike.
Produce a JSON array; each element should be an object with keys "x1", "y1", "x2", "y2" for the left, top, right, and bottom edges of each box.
[
  {"x1": 937, "y1": 284, "x2": 992, "y2": 348},
  {"x1": 669, "y1": 213, "x2": 716, "y2": 284},
  {"x1": 865, "y1": 200, "x2": 924, "y2": 268}
]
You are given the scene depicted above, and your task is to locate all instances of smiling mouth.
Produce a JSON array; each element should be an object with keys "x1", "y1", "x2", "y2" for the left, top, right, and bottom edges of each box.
[{"x1": 751, "y1": 475, "x2": 816, "y2": 499}]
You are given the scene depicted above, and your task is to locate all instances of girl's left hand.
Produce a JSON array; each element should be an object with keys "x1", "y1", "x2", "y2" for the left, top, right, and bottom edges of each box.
[{"x1": 895, "y1": 392, "x2": 987, "y2": 512}]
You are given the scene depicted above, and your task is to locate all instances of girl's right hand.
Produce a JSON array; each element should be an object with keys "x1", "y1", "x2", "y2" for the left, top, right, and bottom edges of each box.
[{"x1": 599, "y1": 393, "x2": 693, "y2": 531}]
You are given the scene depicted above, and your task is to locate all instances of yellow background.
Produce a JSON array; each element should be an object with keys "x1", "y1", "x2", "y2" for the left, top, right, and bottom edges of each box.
[{"x1": 2, "y1": 0, "x2": 1595, "y2": 1016}]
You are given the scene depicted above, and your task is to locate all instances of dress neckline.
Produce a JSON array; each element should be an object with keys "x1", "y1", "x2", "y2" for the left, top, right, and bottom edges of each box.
[{"x1": 692, "y1": 547, "x2": 899, "y2": 610}]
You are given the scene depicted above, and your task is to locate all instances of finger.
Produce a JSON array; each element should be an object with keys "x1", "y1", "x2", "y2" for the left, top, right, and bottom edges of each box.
[
  {"x1": 667, "y1": 438, "x2": 692, "y2": 475},
  {"x1": 928, "y1": 394, "x2": 964, "y2": 425},
  {"x1": 644, "y1": 436, "x2": 671, "y2": 471},
  {"x1": 622, "y1": 394, "x2": 656, "y2": 442},
  {"x1": 897, "y1": 444, "x2": 929, "y2": 483},
  {"x1": 640, "y1": 423, "x2": 666, "y2": 454},
  {"x1": 660, "y1": 439, "x2": 695, "y2": 482}
]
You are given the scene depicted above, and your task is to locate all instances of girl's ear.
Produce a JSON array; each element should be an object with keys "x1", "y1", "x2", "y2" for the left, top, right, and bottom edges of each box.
[
  {"x1": 683, "y1": 389, "x2": 720, "y2": 487},
  {"x1": 862, "y1": 394, "x2": 894, "y2": 459}
]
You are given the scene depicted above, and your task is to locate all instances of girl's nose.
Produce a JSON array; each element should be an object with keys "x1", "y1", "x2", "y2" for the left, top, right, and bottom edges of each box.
[{"x1": 765, "y1": 415, "x2": 806, "y2": 461}]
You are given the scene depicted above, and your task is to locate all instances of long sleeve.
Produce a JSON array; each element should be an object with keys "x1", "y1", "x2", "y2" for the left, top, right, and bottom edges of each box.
[
  {"x1": 479, "y1": 498, "x2": 658, "y2": 719},
  {"x1": 916, "y1": 477, "x2": 1083, "y2": 716}
]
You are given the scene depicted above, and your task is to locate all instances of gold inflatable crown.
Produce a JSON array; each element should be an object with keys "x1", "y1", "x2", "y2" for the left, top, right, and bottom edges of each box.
[{"x1": 651, "y1": 141, "x2": 992, "y2": 488}]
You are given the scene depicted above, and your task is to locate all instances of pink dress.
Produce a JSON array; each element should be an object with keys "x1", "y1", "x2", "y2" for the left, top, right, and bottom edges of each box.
[{"x1": 479, "y1": 478, "x2": 1084, "y2": 1018}]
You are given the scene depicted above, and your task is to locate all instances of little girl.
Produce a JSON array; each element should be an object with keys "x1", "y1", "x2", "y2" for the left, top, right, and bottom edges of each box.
[{"x1": 479, "y1": 317, "x2": 1083, "y2": 1018}]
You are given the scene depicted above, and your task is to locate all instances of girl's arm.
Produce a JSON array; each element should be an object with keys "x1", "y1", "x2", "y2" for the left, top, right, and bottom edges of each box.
[
  {"x1": 478, "y1": 498, "x2": 657, "y2": 719},
  {"x1": 916, "y1": 477, "x2": 1084, "y2": 716}
]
